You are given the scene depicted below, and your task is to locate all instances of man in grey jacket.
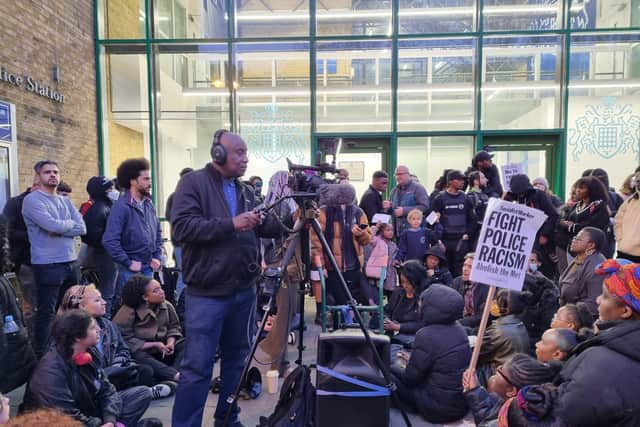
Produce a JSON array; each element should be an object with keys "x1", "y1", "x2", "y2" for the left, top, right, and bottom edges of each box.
[
  {"x1": 390, "y1": 165, "x2": 430, "y2": 238},
  {"x1": 22, "y1": 160, "x2": 86, "y2": 357}
]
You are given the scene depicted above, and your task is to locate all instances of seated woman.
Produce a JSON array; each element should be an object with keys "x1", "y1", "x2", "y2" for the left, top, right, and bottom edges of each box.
[
  {"x1": 114, "y1": 275, "x2": 184, "y2": 386},
  {"x1": 383, "y1": 261, "x2": 424, "y2": 342},
  {"x1": 476, "y1": 289, "x2": 531, "y2": 385},
  {"x1": 59, "y1": 285, "x2": 173, "y2": 399},
  {"x1": 535, "y1": 328, "x2": 577, "y2": 363},
  {"x1": 422, "y1": 245, "x2": 453, "y2": 288},
  {"x1": 25, "y1": 310, "x2": 152, "y2": 427},
  {"x1": 462, "y1": 353, "x2": 561, "y2": 427},
  {"x1": 391, "y1": 284, "x2": 471, "y2": 424},
  {"x1": 558, "y1": 226, "x2": 607, "y2": 318}
]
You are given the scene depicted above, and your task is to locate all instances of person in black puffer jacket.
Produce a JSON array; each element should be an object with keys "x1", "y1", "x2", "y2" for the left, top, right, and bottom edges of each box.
[
  {"x1": 519, "y1": 270, "x2": 560, "y2": 349},
  {"x1": 383, "y1": 260, "x2": 424, "y2": 340},
  {"x1": 391, "y1": 284, "x2": 471, "y2": 424},
  {"x1": 422, "y1": 245, "x2": 453, "y2": 288}
]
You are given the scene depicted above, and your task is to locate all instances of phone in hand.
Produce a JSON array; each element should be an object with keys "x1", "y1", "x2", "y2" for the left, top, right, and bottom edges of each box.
[{"x1": 359, "y1": 223, "x2": 368, "y2": 230}]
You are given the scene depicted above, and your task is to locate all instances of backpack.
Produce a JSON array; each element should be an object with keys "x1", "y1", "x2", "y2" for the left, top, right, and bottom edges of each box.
[{"x1": 258, "y1": 365, "x2": 315, "y2": 427}]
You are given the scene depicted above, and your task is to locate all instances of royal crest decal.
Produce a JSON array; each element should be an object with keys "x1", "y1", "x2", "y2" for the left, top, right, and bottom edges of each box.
[{"x1": 568, "y1": 97, "x2": 640, "y2": 161}]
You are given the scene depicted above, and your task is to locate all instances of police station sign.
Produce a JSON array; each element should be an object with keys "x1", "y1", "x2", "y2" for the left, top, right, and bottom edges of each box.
[{"x1": 0, "y1": 65, "x2": 65, "y2": 104}]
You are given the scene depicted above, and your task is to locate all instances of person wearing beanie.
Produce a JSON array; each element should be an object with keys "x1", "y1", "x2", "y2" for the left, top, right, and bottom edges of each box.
[
  {"x1": 551, "y1": 259, "x2": 640, "y2": 426},
  {"x1": 431, "y1": 170, "x2": 477, "y2": 277},
  {"x1": 532, "y1": 177, "x2": 562, "y2": 208},
  {"x1": 422, "y1": 245, "x2": 453, "y2": 287},
  {"x1": 466, "y1": 150, "x2": 504, "y2": 198},
  {"x1": 391, "y1": 284, "x2": 471, "y2": 424},
  {"x1": 614, "y1": 170, "x2": 640, "y2": 263},
  {"x1": 462, "y1": 353, "x2": 561, "y2": 426},
  {"x1": 81, "y1": 176, "x2": 119, "y2": 317}
]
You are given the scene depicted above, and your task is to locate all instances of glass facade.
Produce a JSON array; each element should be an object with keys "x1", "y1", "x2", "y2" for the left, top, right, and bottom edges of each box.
[{"x1": 96, "y1": 0, "x2": 640, "y2": 210}]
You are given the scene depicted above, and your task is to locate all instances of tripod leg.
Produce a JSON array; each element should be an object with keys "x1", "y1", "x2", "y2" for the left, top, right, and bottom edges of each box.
[
  {"x1": 221, "y1": 295, "x2": 275, "y2": 427},
  {"x1": 310, "y1": 218, "x2": 413, "y2": 427}
]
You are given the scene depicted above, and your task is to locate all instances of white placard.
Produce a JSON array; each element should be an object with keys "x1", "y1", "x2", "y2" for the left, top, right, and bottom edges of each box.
[
  {"x1": 371, "y1": 213, "x2": 391, "y2": 224},
  {"x1": 501, "y1": 163, "x2": 525, "y2": 192},
  {"x1": 470, "y1": 199, "x2": 547, "y2": 291},
  {"x1": 425, "y1": 211, "x2": 439, "y2": 225}
]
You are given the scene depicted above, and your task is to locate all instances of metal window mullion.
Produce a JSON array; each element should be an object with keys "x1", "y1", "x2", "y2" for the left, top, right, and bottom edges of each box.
[
  {"x1": 390, "y1": 0, "x2": 399, "y2": 179},
  {"x1": 475, "y1": 0, "x2": 484, "y2": 149},
  {"x1": 310, "y1": 0, "x2": 317, "y2": 158},
  {"x1": 94, "y1": 1, "x2": 105, "y2": 175},
  {"x1": 144, "y1": 0, "x2": 159, "y2": 205}
]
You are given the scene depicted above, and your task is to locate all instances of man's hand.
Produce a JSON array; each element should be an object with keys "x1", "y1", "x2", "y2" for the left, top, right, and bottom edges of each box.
[
  {"x1": 382, "y1": 200, "x2": 392, "y2": 210},
  {"x1": 129, "y1": 260, "x2": 142, "y2": 272},
  {"x1": 462, "y1": 368, "x2": 479, "y2": 392},
  {"x1": 394, "y1": 207, "x2": 404, "y2": 218},
  {"x1": 233, "y1": 211, "x2": 261, "y2": 232},
  {"x1": 352, "y1": 224, "x2": 365, "y2": 236},
  {"x1": 150, "y1": 258, "x2": 162, "y2": 272}
]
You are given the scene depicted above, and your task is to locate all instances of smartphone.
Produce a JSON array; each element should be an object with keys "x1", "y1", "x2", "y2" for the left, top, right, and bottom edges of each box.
[{"x1": 359, "y1": 224, "x2": 368, "y2": 230}]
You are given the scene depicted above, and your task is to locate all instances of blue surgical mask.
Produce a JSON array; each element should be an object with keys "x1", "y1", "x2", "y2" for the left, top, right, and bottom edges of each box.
[{"x1": 529, "y1": 263, "x2": 539, "y2": 273}]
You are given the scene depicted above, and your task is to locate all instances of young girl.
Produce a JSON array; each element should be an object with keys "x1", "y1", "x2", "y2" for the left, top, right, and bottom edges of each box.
[
  {"x1": 364, "y1": 223, "x2": 398, "y2": 300},
  {"x1": 114, "y1": 275, "x2": 184, "y2": 386}
]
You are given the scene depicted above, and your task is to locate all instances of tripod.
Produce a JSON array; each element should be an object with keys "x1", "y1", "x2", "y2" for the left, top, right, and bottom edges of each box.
[{"x1": 222, "y1": 195, "x2": 412, "y2": 427}]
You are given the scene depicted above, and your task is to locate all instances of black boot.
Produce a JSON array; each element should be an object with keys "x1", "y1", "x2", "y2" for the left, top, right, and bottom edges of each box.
[{"x1": 315, "y1": 302, "x2": 322, "y2": 325}]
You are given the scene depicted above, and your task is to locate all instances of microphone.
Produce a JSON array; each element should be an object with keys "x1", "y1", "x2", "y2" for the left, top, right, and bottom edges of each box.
[{"x1": 318, "y1": 183, "x2": 356, "y2": 207}]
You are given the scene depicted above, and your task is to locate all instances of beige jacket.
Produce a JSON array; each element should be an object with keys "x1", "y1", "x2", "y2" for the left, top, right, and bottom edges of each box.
[{"x1": 614, "y1": 197, "x2": 640, "y2": 256}]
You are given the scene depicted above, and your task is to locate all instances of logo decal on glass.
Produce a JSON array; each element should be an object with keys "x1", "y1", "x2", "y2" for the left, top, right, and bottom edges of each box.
[{"x1": 243, "y1": 105, "x2": 306, "y2": 164}]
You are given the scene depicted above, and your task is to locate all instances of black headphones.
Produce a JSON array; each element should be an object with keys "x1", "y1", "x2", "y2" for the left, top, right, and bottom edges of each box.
[{"x1": 211, "y1": 129, "x2": 229, "y2": 165}]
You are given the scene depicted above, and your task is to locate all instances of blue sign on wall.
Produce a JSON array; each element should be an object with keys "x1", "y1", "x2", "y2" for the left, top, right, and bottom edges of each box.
[{"x1": 0, "y1": 101, "x2": 12, "y2": 142}]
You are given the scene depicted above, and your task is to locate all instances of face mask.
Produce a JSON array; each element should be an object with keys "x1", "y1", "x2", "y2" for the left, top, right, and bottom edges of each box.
[
  {"x1": 107, "y1": 189, "x2": 120, "y2": 201},
  {"x1": 529, "y1": 263, "x2": 539, "y2": 273}
]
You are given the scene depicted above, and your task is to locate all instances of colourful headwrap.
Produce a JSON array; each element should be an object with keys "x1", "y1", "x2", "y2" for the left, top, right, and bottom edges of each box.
[{"x1": 595, "y1": 259, "x2": 640, "y2": 314}]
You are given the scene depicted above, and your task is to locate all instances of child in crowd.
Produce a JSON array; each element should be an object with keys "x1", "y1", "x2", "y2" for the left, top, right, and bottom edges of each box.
[
  {"x1": 396, "y1": 209, "x2": 443, "y2": 263},
  {"x1": 422, "y1": 245, "x2": 453, "y2": 288},
  {"x1": 114, "y1": 276, "x2": 184, "y2": 387},
  {"x1": 364, "y1": 223, "x2": 399, "y2": 299}
]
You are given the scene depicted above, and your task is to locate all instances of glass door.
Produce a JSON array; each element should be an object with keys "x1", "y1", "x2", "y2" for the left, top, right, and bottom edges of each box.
[{"x1": 0, "y1": 100, "x2": 18, "y2": 210}]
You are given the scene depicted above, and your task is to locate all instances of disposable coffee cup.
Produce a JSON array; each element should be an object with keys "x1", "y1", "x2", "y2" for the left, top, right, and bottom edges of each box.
[{"x1": 266, "y1": 370, "x2": 279, "y2": 394}]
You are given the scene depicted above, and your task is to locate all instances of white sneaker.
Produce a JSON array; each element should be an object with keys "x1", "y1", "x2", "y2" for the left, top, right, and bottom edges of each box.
[{"x1": 150, "y1": 383, "x2": 172, "y2": 400}]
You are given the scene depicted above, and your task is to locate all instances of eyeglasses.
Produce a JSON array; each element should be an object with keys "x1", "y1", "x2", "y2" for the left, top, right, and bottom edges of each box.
[
  {"x1": 395, "y1": 172, "x2": 409, "y2": 176},
  {"x1": 496, "y1": 366, "x2": 515, "y2": 387}
]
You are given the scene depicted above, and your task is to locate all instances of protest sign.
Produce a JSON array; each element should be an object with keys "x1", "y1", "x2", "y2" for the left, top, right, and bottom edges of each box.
[
  {"x1": 470, "y1": 198, "x2": 547, "y2": 291},
  {"x1": 501, "y1": 163, "x2": 525, "y2": 192}
]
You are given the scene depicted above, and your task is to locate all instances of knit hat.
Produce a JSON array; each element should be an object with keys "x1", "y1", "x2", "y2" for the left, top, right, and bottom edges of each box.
[
  {"x1": 532, "y1": 177, "x2": 549, "y2": 192},
  {"x1": 595, "y1": 259, "x2": 640, "y2": 314}
]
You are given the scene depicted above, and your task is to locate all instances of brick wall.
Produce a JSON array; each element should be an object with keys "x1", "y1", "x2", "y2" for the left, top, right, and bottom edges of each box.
[{"x1": 0, "y1": 0, "x2": 97, "y2": 206}]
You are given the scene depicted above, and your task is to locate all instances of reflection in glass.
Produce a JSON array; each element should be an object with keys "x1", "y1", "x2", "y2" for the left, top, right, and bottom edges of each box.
[
  {"x1": 398, "y1": 38, "x2": 475, "y2": 131},
  {"x1": 235, "y1": 0, "x2": 308, "y2": 37},
  {"x1": 566, "y1": 32, "x2": 640, "y2": 197},
  {"x1": 399, "y1": 0, "x2": 475, "y2": 34},
  {"x1": 482, "y1": 35, "x2": 561, "y2": 129},
  {"x1": 155, "y1": 0, "x2": 227, "y2": 39},
  {"x1": 316, "y1": 40, "x2": 392, "y2": 132},
  {"x1": 316, "y1": 1, "x2": 391, "y2": 36},
  {"x1": 101, "y1": 48, "x2": 150, "y2": 176},
  {"x1": 234, "y1": 42, "x2": 311, "y2": 180},
  {"x1": 483, "y1": 0, "x2": 562, "y2": 31},
  {"x1": 398, "y1": 136, "x2": 474, "y2": 188},
  {"x1": 570, "y1": 0, "x2": 636, "y2": 30},
  {"x1": 99, "y1": 0, "x2": 146, "y2": 39}
]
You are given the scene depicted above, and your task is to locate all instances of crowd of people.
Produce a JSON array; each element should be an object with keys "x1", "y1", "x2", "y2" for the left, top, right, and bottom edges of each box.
[{"x1": 0, "y1": 129, "x2": 639, "y2": 427}]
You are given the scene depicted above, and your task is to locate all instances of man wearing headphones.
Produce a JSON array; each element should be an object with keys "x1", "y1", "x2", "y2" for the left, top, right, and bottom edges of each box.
[{"x1": 170, "y1": 130, "x2": 277, "y2": 427}]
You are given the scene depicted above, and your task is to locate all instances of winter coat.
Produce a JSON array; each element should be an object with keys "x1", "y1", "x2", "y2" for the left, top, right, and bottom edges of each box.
[
  {"x1": 26, "y1": 347, "x2": 122, "y2": 427},
  {"x1": 555, "y1": 199, "x2": 610, "y2": 250},
  {"x1": 359, "y1": 185, "x2": 388, "y2": 223},
  {"x1": 423, "y1": 245, "x2": 453, "y2": 288},
  {"x1": 3, "y1": 189, "x2": 32, "y2": 267},
  {"x1": 396, "y1": 224, "x2": 443, "y2": 262},
  {"x1": 555, "y1": 320, "x2": 640, "y2": 427},
  {"x1": 169, "y1": 164, "x2": 280, "y2": 297},
  {"x1": 113, "y1": 301, "x2": 183, "y2": 353},
  {"x1": 431, "y1": 190, "x2": 477, "y2": 240},
  {"x1": 398, "y1": 284, "x2": 471, "y2": 423},
  {"x1": 390, "y1": 180, "x2": 430, "y2": 237},
  {"x1": 383, "y1": 287, "x2": 419, "y2": 335},
  {"x1": 467, "y1": 188, "x2": 489, "y2": 226},
  {"x1": 559, "y1": 252, "x2": 606, "y2": 318},
  {"x1": 364, "y1": 235, "x2": 389, "y2": 279},
  {"x1": 102, "y1": 191, "x2": 162, "y2": 268},
  {"x1": 450, "y1": 277, "x2": 490, "y2": 330},
  {"x1": 310, "y1": 205, "x2": 372, "y2": 272},
  {"x1": 0, "y1": 274, "x2": 36, "y2": 393},
  {"x1": 96, "y1": 317, "x2": 134, "y2": 370},
  {"x1": 504, "y1": 188, "x2": 559, "y2": 239},
  {"x1": 82, "y1": 195, "x2": 112, "y2": 249},
  {"x1": 478, "y1": 314, "x2": 531, "y2": 367},
  {"x1": 519, "y1": 272, "x2": 560, "y2": 347},
  {"x1": 465, "y1": 164, "x2": 503, "y2": 198},
  {"x1": 614, "y1": 197, "x2": 640, "y2": 257},
  {"x1": 364, "y1": 236, "x2": 398, "y2": 290},
  {"x1": 464, "y1": 386, "x2": 504, "y2": 426}
]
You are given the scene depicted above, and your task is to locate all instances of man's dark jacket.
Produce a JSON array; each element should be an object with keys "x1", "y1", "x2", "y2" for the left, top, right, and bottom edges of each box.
[
  {"x1": 170, "y1": 163, "x2": 279, "y2": 297},
  {"x1": 519, "y1": 272, "x2": 559, "y2": 347},
  {"x1": 82, "y1": 196, "x2": 113, "y2": 249},
  {"x1": 465, "y1": 164, "x2": 503, "y2": 198},
  {"x1": 555, "y1": 320, "x2": 640, "y2": 427},
  {"x1": 359, "y1": 185, "x2": 386, "y2": 223},
  {"x1": 504, "y1": 187, "x2": 559, "y2": 239},
  {"x1": 3, "y1": 189, "x2": 31, "y2": 267},
  {"x1": 26, "y1": 347, "x2": 122, "y2": 427}
]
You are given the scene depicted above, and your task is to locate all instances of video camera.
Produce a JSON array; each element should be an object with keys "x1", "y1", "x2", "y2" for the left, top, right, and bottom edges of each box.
[{"x1": 286, "y1": 136, "x2": 342, "y2": 194}]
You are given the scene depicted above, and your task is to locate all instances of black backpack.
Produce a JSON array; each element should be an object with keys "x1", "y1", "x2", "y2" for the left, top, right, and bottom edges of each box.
[{"x1": 258, "y1": 365, "x2": 315, "y2": 427}]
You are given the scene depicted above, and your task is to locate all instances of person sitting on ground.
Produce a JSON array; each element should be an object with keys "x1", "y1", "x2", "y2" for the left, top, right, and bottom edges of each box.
[
  {"x1": 2, "y1": 408, "x2": 84, "y2": 427},
  {"x1": 550, "y1": 302, "x2": 594, "y2": 336},
  {"x1": 113, "y1": 275, "x2": 184, "y2": 387},
  {"x1": 59, "y1": 284, "x2": 173, "y2": 399},
  {"x1": 422, "y1": 245, "x2": 453, "y2": 287},
  {"x1": 535, "y1": 328, "x2": 577, "y2": 363},
  {"x1": 395, "y1": 208, "x2": 442, "y2": 263},
  {"x1": 462, "y1": 353, "x2": 561, "y2": 427},
  {"x1": 476, "y1": 289, "x2": 531, "y2": 386},
  {"x1": 383, "y1": 260, "x2": 424, "y2": 341},
  {"x1": 25, "y1": 309, "x2": 152, "y2": 427},
  {"x1": 450, "y1": 252, "x2": 490, "y2": 332},
  {"x1": 392, "y1": 284, "x2": 471, "y2": 424}
]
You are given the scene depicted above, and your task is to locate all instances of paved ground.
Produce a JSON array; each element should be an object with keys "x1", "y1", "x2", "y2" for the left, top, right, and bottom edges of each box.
[{"x1": 8, "y1": 295, "x2": 474, "y2": 426}]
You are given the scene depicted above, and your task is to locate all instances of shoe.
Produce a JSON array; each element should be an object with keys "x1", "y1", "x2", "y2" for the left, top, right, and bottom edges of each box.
[
  {"x1": 287, "y1": 331, "x2": 296, "y2": 345},
  {"x1": 210, "y1": 376, "x2": 222, "y2": 393},
  {"x1": 150, "y1": 384, "x2": 172, "y2": 400},
  {"x1": 137, "y1": 417, "x2": 164, "y2": 427}
]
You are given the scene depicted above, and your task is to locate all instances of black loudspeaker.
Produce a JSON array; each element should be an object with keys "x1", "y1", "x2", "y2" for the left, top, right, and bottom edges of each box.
[{"x1": 316, "y1": 331, "x2": 390, "y2": 427}]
